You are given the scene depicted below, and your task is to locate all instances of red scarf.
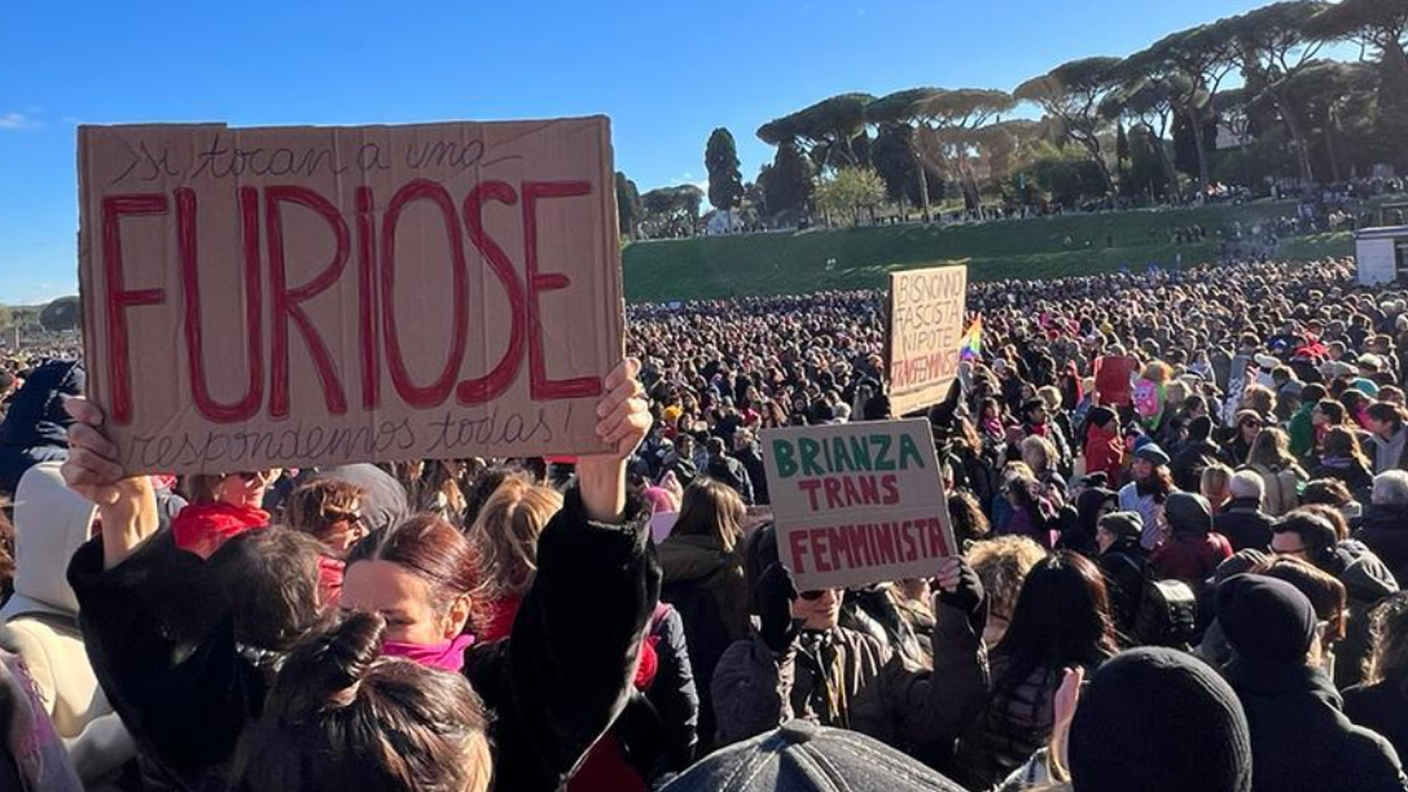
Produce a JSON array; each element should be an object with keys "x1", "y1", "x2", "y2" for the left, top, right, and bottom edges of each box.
[
  {"x1": 477, "y1": 596, "x2": 524, "y2": 643},
  {"x1": 317, "y1": 556, "x2": 345, "y2": 607},
  {"x1": 172, "y1": 501, "x2": 269, "y2": 560}
]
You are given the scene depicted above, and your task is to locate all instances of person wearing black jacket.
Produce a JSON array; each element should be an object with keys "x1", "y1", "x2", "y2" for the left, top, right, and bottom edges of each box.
[
  {"x1": 705, "y1": 437, "x2": 754, "y2": 505},
  {"x1": 1220, "y1": 411, "x2": 1264, "y2": 469},
  {"x1": 62, "y1": 360, "x2": 659, "y2": 792},
  {"x1": 733, "y1": 430, "x2": 769, "y2": 505},
  {"x1": 634, "y1": 603, "x2": 701, "y2": 779},
  {"x1": 1312, "y1": 426, "x2": 1378, "y2": 505},
  {"x1": 1345, "y1": 593, "x2": 1408, "y2": 767},
  {"x1": 1094, "y1": 511, "x2": 1148, "y2": 637},
  {"x1": 0, "y1": 359, "x2": 83, "y2": 496},
  {"x1": 1066, "y1": 487, "x2": 1117, "y2": 556},
  {"x1": 1170, "y1": 415, "x2": 1222, "y2": 493},
  {"x1": 663, "y1": 434, "x2": 701, "y2": 488},
  {"x1": 1354, "y1": 472, "x2": 1408, "y2": 584},
  {"x1": 1216, "y1": 472, "x2": 1276, "y2": 553},
  {"x1": 1217, "y1": 574, "x2": 1408, "y2": 792}
]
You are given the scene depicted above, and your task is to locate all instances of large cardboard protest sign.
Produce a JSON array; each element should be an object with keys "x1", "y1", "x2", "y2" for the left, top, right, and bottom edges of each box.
[
  {"x1": 1093, "y1": 355, "x2": 1138, "y2": 406},
  {"x1": 762, "y1": 419, "x2": 955, "y2": 592},
  {"x1": 887, "y1": 265, "x2": 968, "y2": 417},
  {"x1": 78, "y1": 119, "x2": 622, "y2": 474}
]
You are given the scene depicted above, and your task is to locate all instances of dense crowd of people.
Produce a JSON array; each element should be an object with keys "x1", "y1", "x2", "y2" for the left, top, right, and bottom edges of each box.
[{"x1": 0, "y1": 255, "x2": 1407, "y2": 791}]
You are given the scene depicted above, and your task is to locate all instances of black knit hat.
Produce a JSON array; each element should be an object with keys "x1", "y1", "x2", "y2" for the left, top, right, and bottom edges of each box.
[
  {"x1": 1216, "y1": 573, "x2": 1317, "y2": 666},
  {"x1": 1087, "y1": 405, "x2": 1117, "y2": 428},
  {"x1": 1189, "y1": 414, "x2": 1214, "y2": 442},
  {"x1": 1070, "y1": 647, "x2": 1252, "y2": 792},
  {"x1": 661, "y1": 720, "x2": 967, "y2": 792}
]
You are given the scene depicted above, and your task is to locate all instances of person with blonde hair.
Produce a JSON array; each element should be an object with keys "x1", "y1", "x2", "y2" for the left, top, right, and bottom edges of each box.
[
  {"x1": 465, "y1": 477, "x2": 564, "y2": 642},
  {"x1": 468, "y1": 474, "x2": 701, "y2": 789},
  {"x1": 1345, "y1": 592, "x2": 1408, "y2": 761},
  {"x1": 1143, "y1": 361, "x2": 1174, "y2": 385},
  {"x1": 1021, "y1": 435, "x2": 1067, "y2": 505},
  {"x1": 967, "y1": 535, "x2": 1048, "y2": 647},
  {"x1": 1162, "y1": 379, "x2": 1190, "y2": 416},
  {"x1": 1245, "y1": 427, "x2": 1307, "y2": 517},
  {"x1": 1022, "y1": 434, "x2": 1058, "y2": 477},
  {"x1": 1037, "y1": 385, "x2": 1076, "y2": 462},
  {"x1": 1201, "y1": 464, "x2": 1235, "y2": 512},
  {"x1": 1020, "y1": 398, "x2": 1072, "y2": 480}
]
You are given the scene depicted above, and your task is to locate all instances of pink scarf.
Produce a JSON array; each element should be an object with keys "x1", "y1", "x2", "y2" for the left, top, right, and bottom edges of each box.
[{"x1": 381, "y1": 634, "x2": 475, "y2": 672}]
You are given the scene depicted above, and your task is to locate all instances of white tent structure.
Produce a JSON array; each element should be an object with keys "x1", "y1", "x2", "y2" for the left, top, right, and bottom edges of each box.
[{"x1": 1356, "y1": 225, "x2": 1408, "y2": 286}]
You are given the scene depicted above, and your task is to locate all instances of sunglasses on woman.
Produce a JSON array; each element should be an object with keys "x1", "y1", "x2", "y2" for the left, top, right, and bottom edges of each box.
[
  {"x1": 324, "y1": 510, "x2": 364, "y2": 527},
  {"x1": 798, "y1": 589, "x2": 828, "y2": 601},
  {"x1": 225, "y1": 470, "x2": 274, "y2": 484}
]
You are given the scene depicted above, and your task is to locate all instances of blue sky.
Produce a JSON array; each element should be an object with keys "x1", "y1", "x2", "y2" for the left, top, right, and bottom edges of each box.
[{"x1": 1, "y1": 0, "x2": 1283, "y2": 305}]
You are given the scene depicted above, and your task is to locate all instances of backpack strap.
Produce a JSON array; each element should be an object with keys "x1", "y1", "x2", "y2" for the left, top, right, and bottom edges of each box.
[{"x1": 1111, "y1": 549, "x2": 1147, "y2": 581}]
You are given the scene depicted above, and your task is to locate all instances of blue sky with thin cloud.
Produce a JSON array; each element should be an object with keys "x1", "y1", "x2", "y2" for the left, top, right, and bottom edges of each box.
[{"x1": 0, "y1": 0, "x2": 1299, "y2": 304}]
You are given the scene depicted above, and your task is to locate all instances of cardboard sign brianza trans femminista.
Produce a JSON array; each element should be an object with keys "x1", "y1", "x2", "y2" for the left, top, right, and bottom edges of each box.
[
  {"x1": 887, "y1": 264, "x2": 968, "y2": 417},
  {"x1": 762, "y1": 419, "x2": 955, "y2": 592},
  {"x1": 78, "y1": 119, "x2": 623, "y2": 475}
]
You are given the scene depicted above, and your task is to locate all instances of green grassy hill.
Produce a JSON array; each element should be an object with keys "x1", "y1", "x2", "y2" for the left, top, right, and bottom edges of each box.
[{"x1": 622, "y1": 199, "x2": 1355, "y2": 303}]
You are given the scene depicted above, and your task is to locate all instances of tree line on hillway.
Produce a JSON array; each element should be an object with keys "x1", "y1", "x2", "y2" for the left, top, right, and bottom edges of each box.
[
  {"x1": 0, "y1": 297, "x2": 82, "y2": 340},
  {"x1": 616, "y1": 0, "x2": 1408, "y2": 239}
]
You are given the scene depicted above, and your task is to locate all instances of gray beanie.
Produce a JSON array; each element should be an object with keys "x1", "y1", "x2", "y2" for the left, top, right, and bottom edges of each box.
[
  {"x1": 1098, "y1": 511, "x2": 1144, "y2": 544},
  {"x1": 1165, "y1": 492, "x2": 1214, "y2": 537}
]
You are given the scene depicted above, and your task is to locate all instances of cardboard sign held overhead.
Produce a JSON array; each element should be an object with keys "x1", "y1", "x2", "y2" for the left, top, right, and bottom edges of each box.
[
  {"x1": 762, "y1": 419, "x2": 955, "y2": 592},
  {"x1": 78, "y1": 119, "x2": 622, "y2": 474},
  {"x1": 1093, "y1": 356, "x2": 1138, "y2": 407},
  {"x1": 887, "y1": 264, "x2": 968, "y2": 417}
]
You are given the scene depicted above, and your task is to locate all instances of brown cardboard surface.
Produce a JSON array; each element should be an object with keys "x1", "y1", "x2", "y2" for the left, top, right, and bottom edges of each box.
[
  {"x1": 887, "y1": 264, "x2": 967, "y2": 417},
  {"x1": 78, "y1": 119, "x2": 622, "y2": 474},
  {"x1": 1094, "y1": 355, "x2": 1138, "y2": 406},
  {"x1": 761, "y1": 419, "x2": 954, "y2": 592}
]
